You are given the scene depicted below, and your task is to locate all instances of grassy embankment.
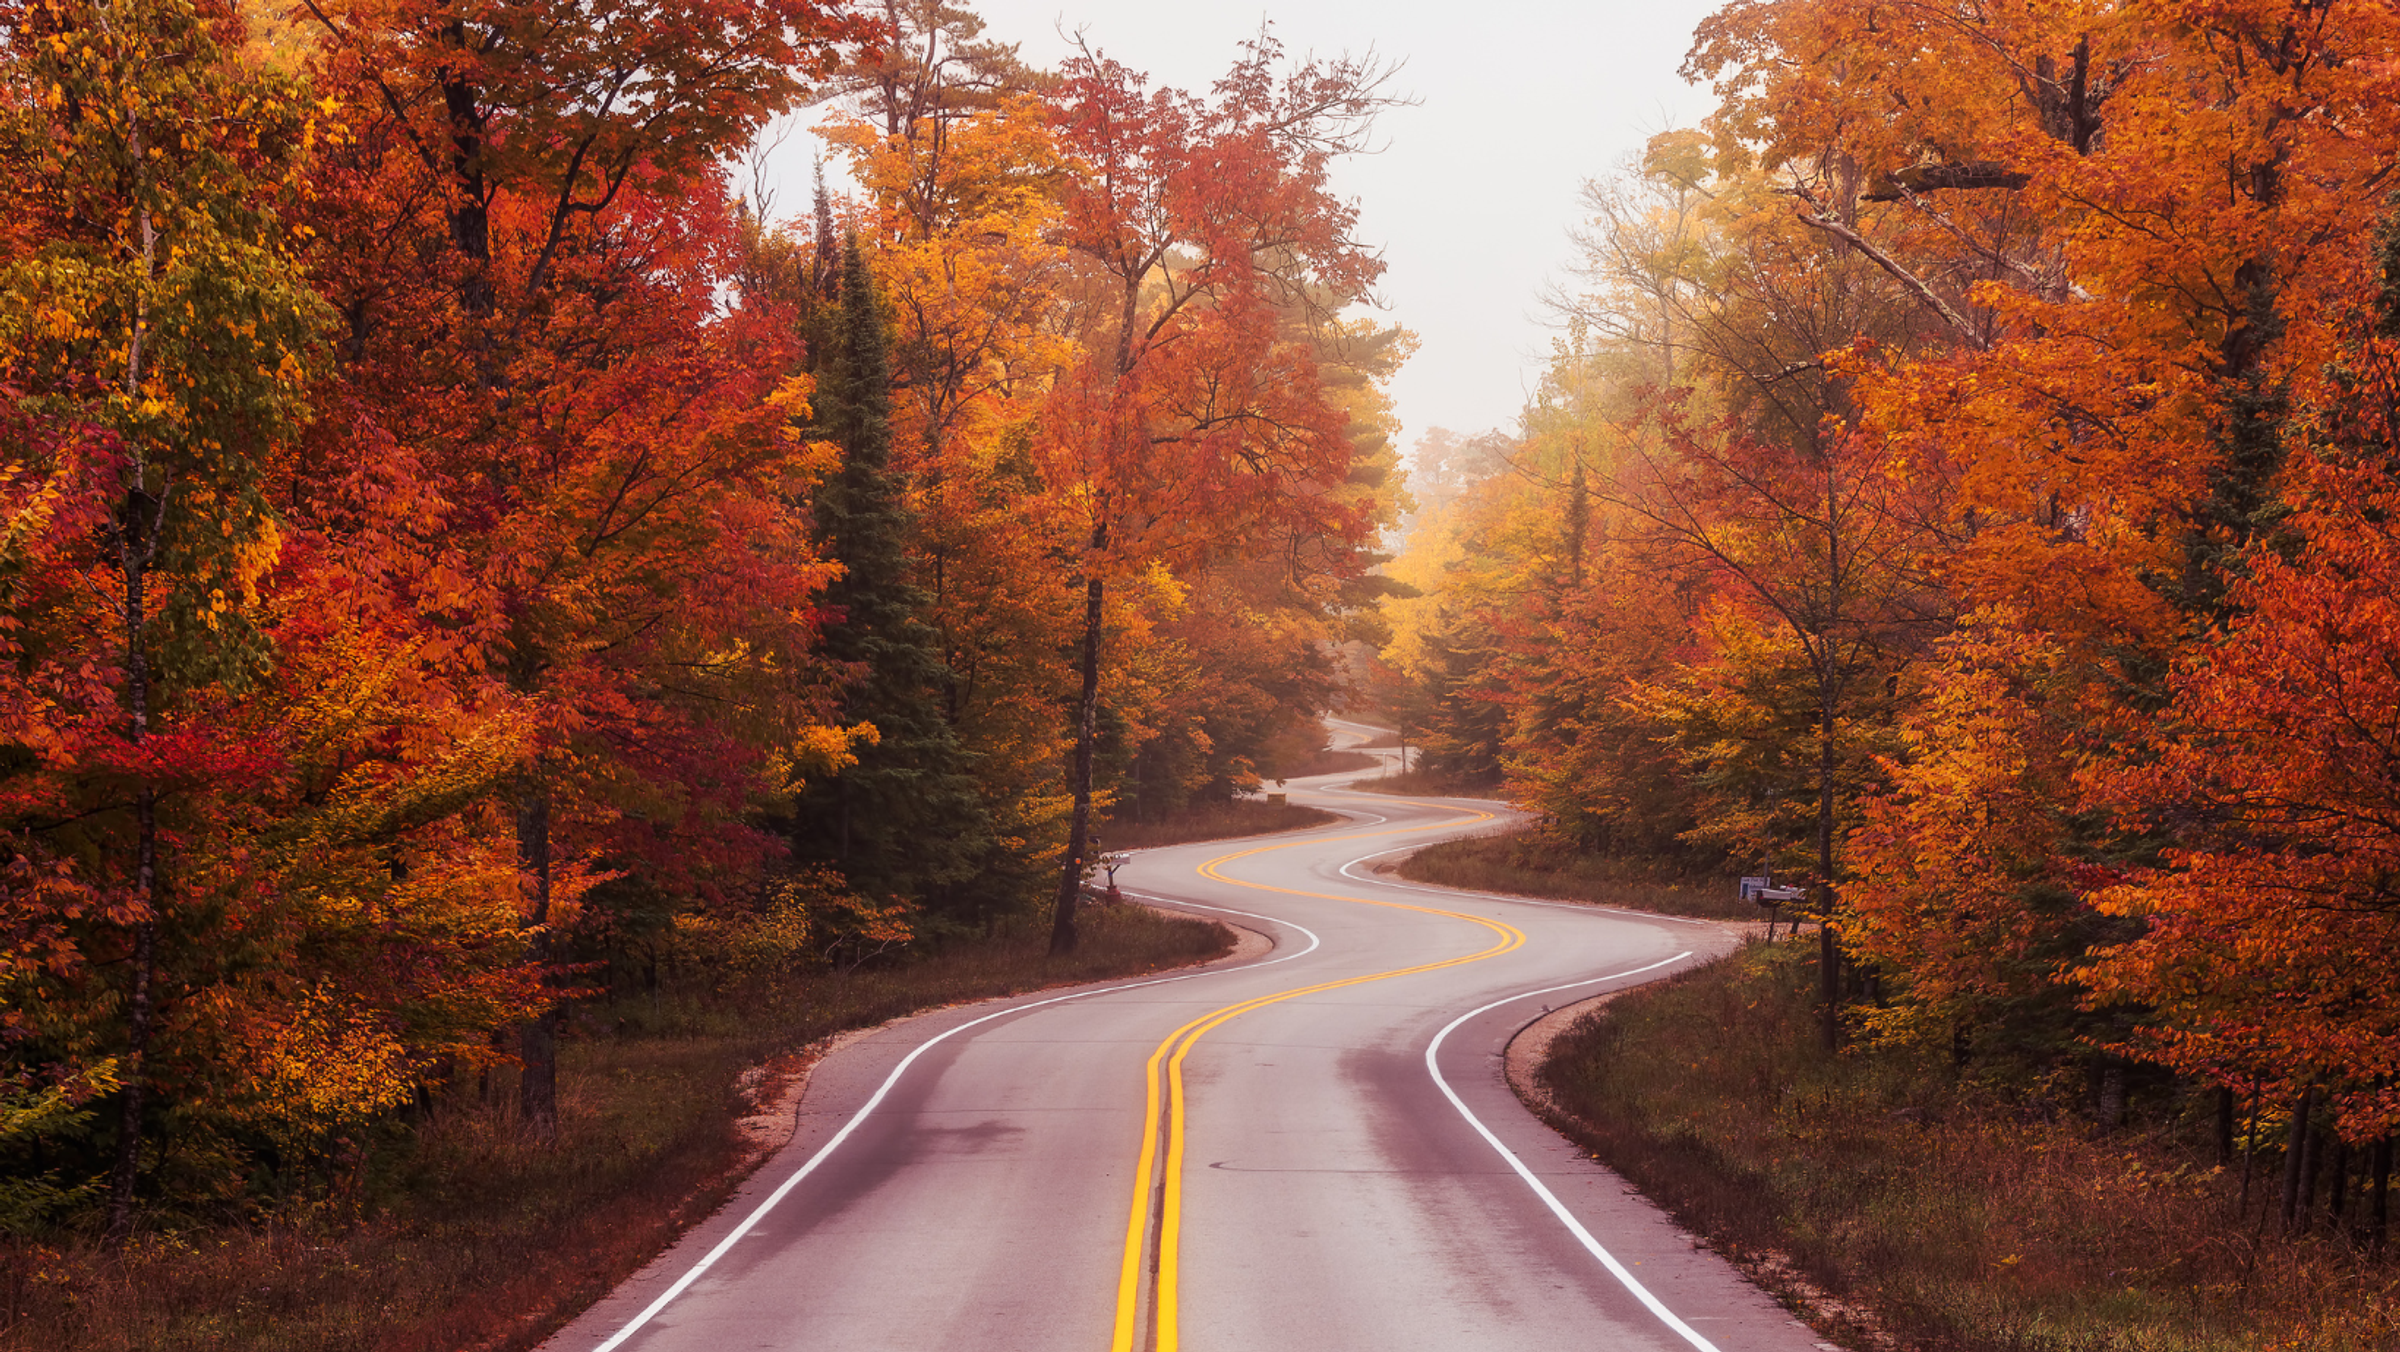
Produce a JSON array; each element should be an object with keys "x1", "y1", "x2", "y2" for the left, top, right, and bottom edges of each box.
[
  {"x1": 1341, "y1": 766, "x2": 1487, "y2": 796},
  {"x1": 1270, "y1": 745, "x2": 1381, "y2": 780},
  {"x1": 1539, "y1": 940, "x2": 2400, "y2": 1352},
  {"x1": 1390, "y1": 827, "x2": 1751, "y2": 922},
  {"x1": 1103, "y1": 798, "x2": 1341, "y2": 850},
  {"x1": 3, "y1": 907, "x2": 1234, "y2": 1352}
]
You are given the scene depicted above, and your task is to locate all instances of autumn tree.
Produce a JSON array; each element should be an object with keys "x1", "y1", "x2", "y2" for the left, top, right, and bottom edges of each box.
[
  {"x1": 292, "y1": 0, "x2": 866, "y2": 1136},
  {"x1": 1842, "y1": 614, "x2": 2116, "y2": 1070},
  {"x1": 816, "y1": 15, "x2": 1091, "y2": 923},
  {"x1": 1036, "y1": 34, "x2": 1398, "y2": 952},
  {"x1": 0, "y1": 0, "x2": 334, "y2": 1235},
  {"x1": 2083, "y1": 214, "x2": 2400, "y2": 1193}
]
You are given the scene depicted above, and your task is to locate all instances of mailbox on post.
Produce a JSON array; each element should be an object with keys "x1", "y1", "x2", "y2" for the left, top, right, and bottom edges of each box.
[{"x1": 1740, "y1": 876, "x2": 1804, "y2": 937}]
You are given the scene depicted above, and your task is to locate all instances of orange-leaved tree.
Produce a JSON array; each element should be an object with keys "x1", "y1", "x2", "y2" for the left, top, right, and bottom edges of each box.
[
  {"x1": 293, "y1": 0, "x2": 867, "y2": 1135},
  {"x1": 2083, "y1": 216, "x2": 2400, "y2": 1201},
  {"x1": 0, "y1": 0, "x2": 341, "y2": 1236},
  {"x1": 1036, "y1": 33, "x2": 1400, "y2": 952}
]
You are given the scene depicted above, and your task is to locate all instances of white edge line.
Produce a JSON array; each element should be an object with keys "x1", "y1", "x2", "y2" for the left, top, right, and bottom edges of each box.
[
  {"x1": 590, "y1": 906, "x2": 1320, "y2": 1351},
  {"x1": 1423, "y1": 952, "x2": 1722, "y2": 1352},
  {"x1": 1337, "y1": 843, "x2": 1719, "y2": 928},
  {"x1": 1115, "y1": 894, "x2": 1326, "y2": 966}
]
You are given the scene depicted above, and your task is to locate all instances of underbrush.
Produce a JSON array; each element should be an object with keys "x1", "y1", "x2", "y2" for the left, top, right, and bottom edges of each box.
[
  {"x1": 1394, "y1": 827, "x2": 1750, "y2": 921},
  {"x1": 0, "y1": 905, "x2": 1231, "y2": 1352},
  {"x1": 1103, "y1": 797, "x2": 1339, "y2": 850},
  {"x1": 1539, "y1": 941, "x2": 2400, "y2": 1352}
]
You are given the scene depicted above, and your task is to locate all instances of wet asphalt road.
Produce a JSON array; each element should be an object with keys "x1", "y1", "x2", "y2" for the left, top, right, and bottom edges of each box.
[{"x1": 545, "y1": 723, "x2": 1831, "y2": 1352}]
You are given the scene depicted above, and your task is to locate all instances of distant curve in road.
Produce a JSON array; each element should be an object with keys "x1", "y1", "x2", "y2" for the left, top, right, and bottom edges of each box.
[{"x1": 547, "y1": 722, "x2": 1828, "y2": 1352}]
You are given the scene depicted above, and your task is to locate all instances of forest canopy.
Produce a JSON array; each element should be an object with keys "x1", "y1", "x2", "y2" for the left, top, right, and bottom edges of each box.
[
  {"x1": 0, "y1": 0, "x2": 1406, "y2": 1236},
  {"x1": 1378, "y1": 0, "x2": 2400, "y2": 1167}
]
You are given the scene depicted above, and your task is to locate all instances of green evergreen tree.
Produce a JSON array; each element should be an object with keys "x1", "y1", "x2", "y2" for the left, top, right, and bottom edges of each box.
[{"x1": 790, "y1": 237, "x2": 993, "y2": 925}]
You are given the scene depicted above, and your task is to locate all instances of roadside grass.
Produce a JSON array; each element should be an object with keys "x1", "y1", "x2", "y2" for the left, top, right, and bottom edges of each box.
[
  {"x1": 0, "y1": 904, "x2": 1231, "y2": 1352},
  {"x1": 1538, "y1": 940, "x2": 2400, "y2": 1352},
  {"x1": 1265, "y1": 746, "x2": 1380, "y2": 779},
  {"x1": 1392, "y1": 827, "x2": 1751, "y2": 922},
  {"x1": 1102, "y1": 798, "x2": 1339, "y2": 850},
  {"x1": 1339, "y1": 767, "x2": 1498, "y2": 797}
]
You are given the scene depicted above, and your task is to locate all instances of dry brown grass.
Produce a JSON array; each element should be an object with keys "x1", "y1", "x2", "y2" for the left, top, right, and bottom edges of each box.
[
  {"x1": 0, "y1": 905, "x2": 1232, "y2": 1352},
  {"x1": 1392, "y1": 827, "x2": 1752, "y2": 921},
  {"x1": 1538, "y1": 940, "x2": 2400, "y2": 1352},
  {"x1": 1102, "y1": 798, "x2": 1339, "y2": 850},
  {"x1": 1266, "y1": 746, "x2": 1380, "y2": 779},
  {"x1": 1339, "y1": 766, "x2": 1497, "y2": 796}
]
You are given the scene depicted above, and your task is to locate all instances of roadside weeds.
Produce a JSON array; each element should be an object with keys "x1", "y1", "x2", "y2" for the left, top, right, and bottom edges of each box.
[
  {"x1": 0, "y1": 905, "x2": 1234, "y2": 1352},
  {"x1": 1522, "y1": 941, "x2": 2400, "y2": 1352},
  {"x1": 1386, "y1": 827, "x2": 1751, "y2": 922}
]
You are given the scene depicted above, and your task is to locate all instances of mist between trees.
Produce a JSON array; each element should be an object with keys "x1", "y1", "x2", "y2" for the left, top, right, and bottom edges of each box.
[{"x1": 1376, "y1": 0, "x2": 2400, "y2": 1242}]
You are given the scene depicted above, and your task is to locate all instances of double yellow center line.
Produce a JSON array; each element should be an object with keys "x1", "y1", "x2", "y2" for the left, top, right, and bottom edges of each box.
[{"x1": 1109, "y1": 809, "x2": 1523, "y2": 1352}]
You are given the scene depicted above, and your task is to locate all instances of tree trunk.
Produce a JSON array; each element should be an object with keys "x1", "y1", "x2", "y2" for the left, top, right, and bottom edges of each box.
[
  {"x1": 516, "y1": 780, "x2": 558, "y2": 1140},
  {"x1": 103, "y1": 900, "x2": 155, "y2": 1244},
  {"x1": 1050, "y1": 548, "x2": 1106, "y2": 957},
  {"x1": 2299, "y1": 1124, "x2": 2323, "y2": 1220},
  {"x1": 2373, "y1": 1135, "x2": 2391, "y2": 1252},
  {"x1": 1816, "y1": 681, "x2": 1839, "y2": 1052},
  {"x1": 2280, "y1": 1085, "x2": 2314, "y2": 1232},
  {"x1": 2240, "y1": 1079, "x2": 2261, "y2": 1216},
  {"x1": 2095, "y1": 1063, "x2": 2127, "y2": 1133},
  {"x1": 2329, "y1": 1136, "x2": 2350, "y2": 1226},
  {"x1": 1566, "y1": 459, "x2": 1587, "y2": 589},
  {"x1": 102, "y1": 116, "x2": 163, "y2": 1247},
  {"x1": 2215, "y1": 1085, "x2": 2236, "y2": 1167},
  {"x1": 104, "y1": 485, "x2": 164, "y2": 1246}
]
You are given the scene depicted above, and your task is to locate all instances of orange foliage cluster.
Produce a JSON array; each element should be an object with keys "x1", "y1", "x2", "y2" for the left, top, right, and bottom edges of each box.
[
  {"x1": 0, "y1": 0, "x2": 1404, "y2": 1233},
  {"x1": 1385, "y1": 0, "x2": 2400, "y2": 1185}
]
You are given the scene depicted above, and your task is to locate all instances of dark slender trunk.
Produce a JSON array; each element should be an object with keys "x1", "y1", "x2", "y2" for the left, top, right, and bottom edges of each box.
[
  {"x1": 2241, "y1": 1079, "x2": 2262, "y2": 1216},
  {"x1": 2281, "y1": 1086, "x2": 2314, "y2": 1232},
  {"x1": 2373, "y1": 1135, "x2": 2391, "y2": 1251},
  {"x1": 2329, "y1": 1136, "x2": 2350, "y2": 1226},
  {"x1": 1566, "y1": 459, "x2": 1587, "y2": 589},
  {"x1": 105, "y1": 488, "x2": 164, "y2": 1246},
  {"x1": 1050, "y1": 536, "x2": 1106, "y2": 957},
  {"x1": 2216, "y1": 1084, "x2": 2236, "y2": 1167},
  {"x1": 103, "y1": 136, "x2": 163, "y2": 1246},
  {"x1": 2299, "y1": 1124, "x2": 2323, "y2": 1219},
  {"x1": 2096, "y1": 1063, "x2": 2127, "y2": 1133},
  {"x1": 1816, "y1": 682, "x2": 1839, "y2": 1052},
  {"x1": 516, "y1": 781, "x2": 558, "y2": 1140},
  {"x1": 440, "y1": 27, "x2": 496, "y2": 327},
  {"x1": 518, "y1": 1006, "x2": 559, "y2": 1136},
  {"x1": 103, "y1": 897, "x2": 154, "y2": 1244}
]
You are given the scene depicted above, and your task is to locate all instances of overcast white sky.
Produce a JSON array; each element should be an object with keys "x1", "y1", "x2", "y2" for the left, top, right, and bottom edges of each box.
[{"x1": 772, "y1": 0, "x2": 1725, "y2": 451}]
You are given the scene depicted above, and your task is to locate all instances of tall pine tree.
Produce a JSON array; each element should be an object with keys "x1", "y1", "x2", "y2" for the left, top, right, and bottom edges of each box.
[{"x1": 791, "y1": 237, "x2": 993, "y2": 925}]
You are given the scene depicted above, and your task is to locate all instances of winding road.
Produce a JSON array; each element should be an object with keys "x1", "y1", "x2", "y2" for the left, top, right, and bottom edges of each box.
[{"x1": 545, "y1": 721, "x2": 1830, "y2": 1352}]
